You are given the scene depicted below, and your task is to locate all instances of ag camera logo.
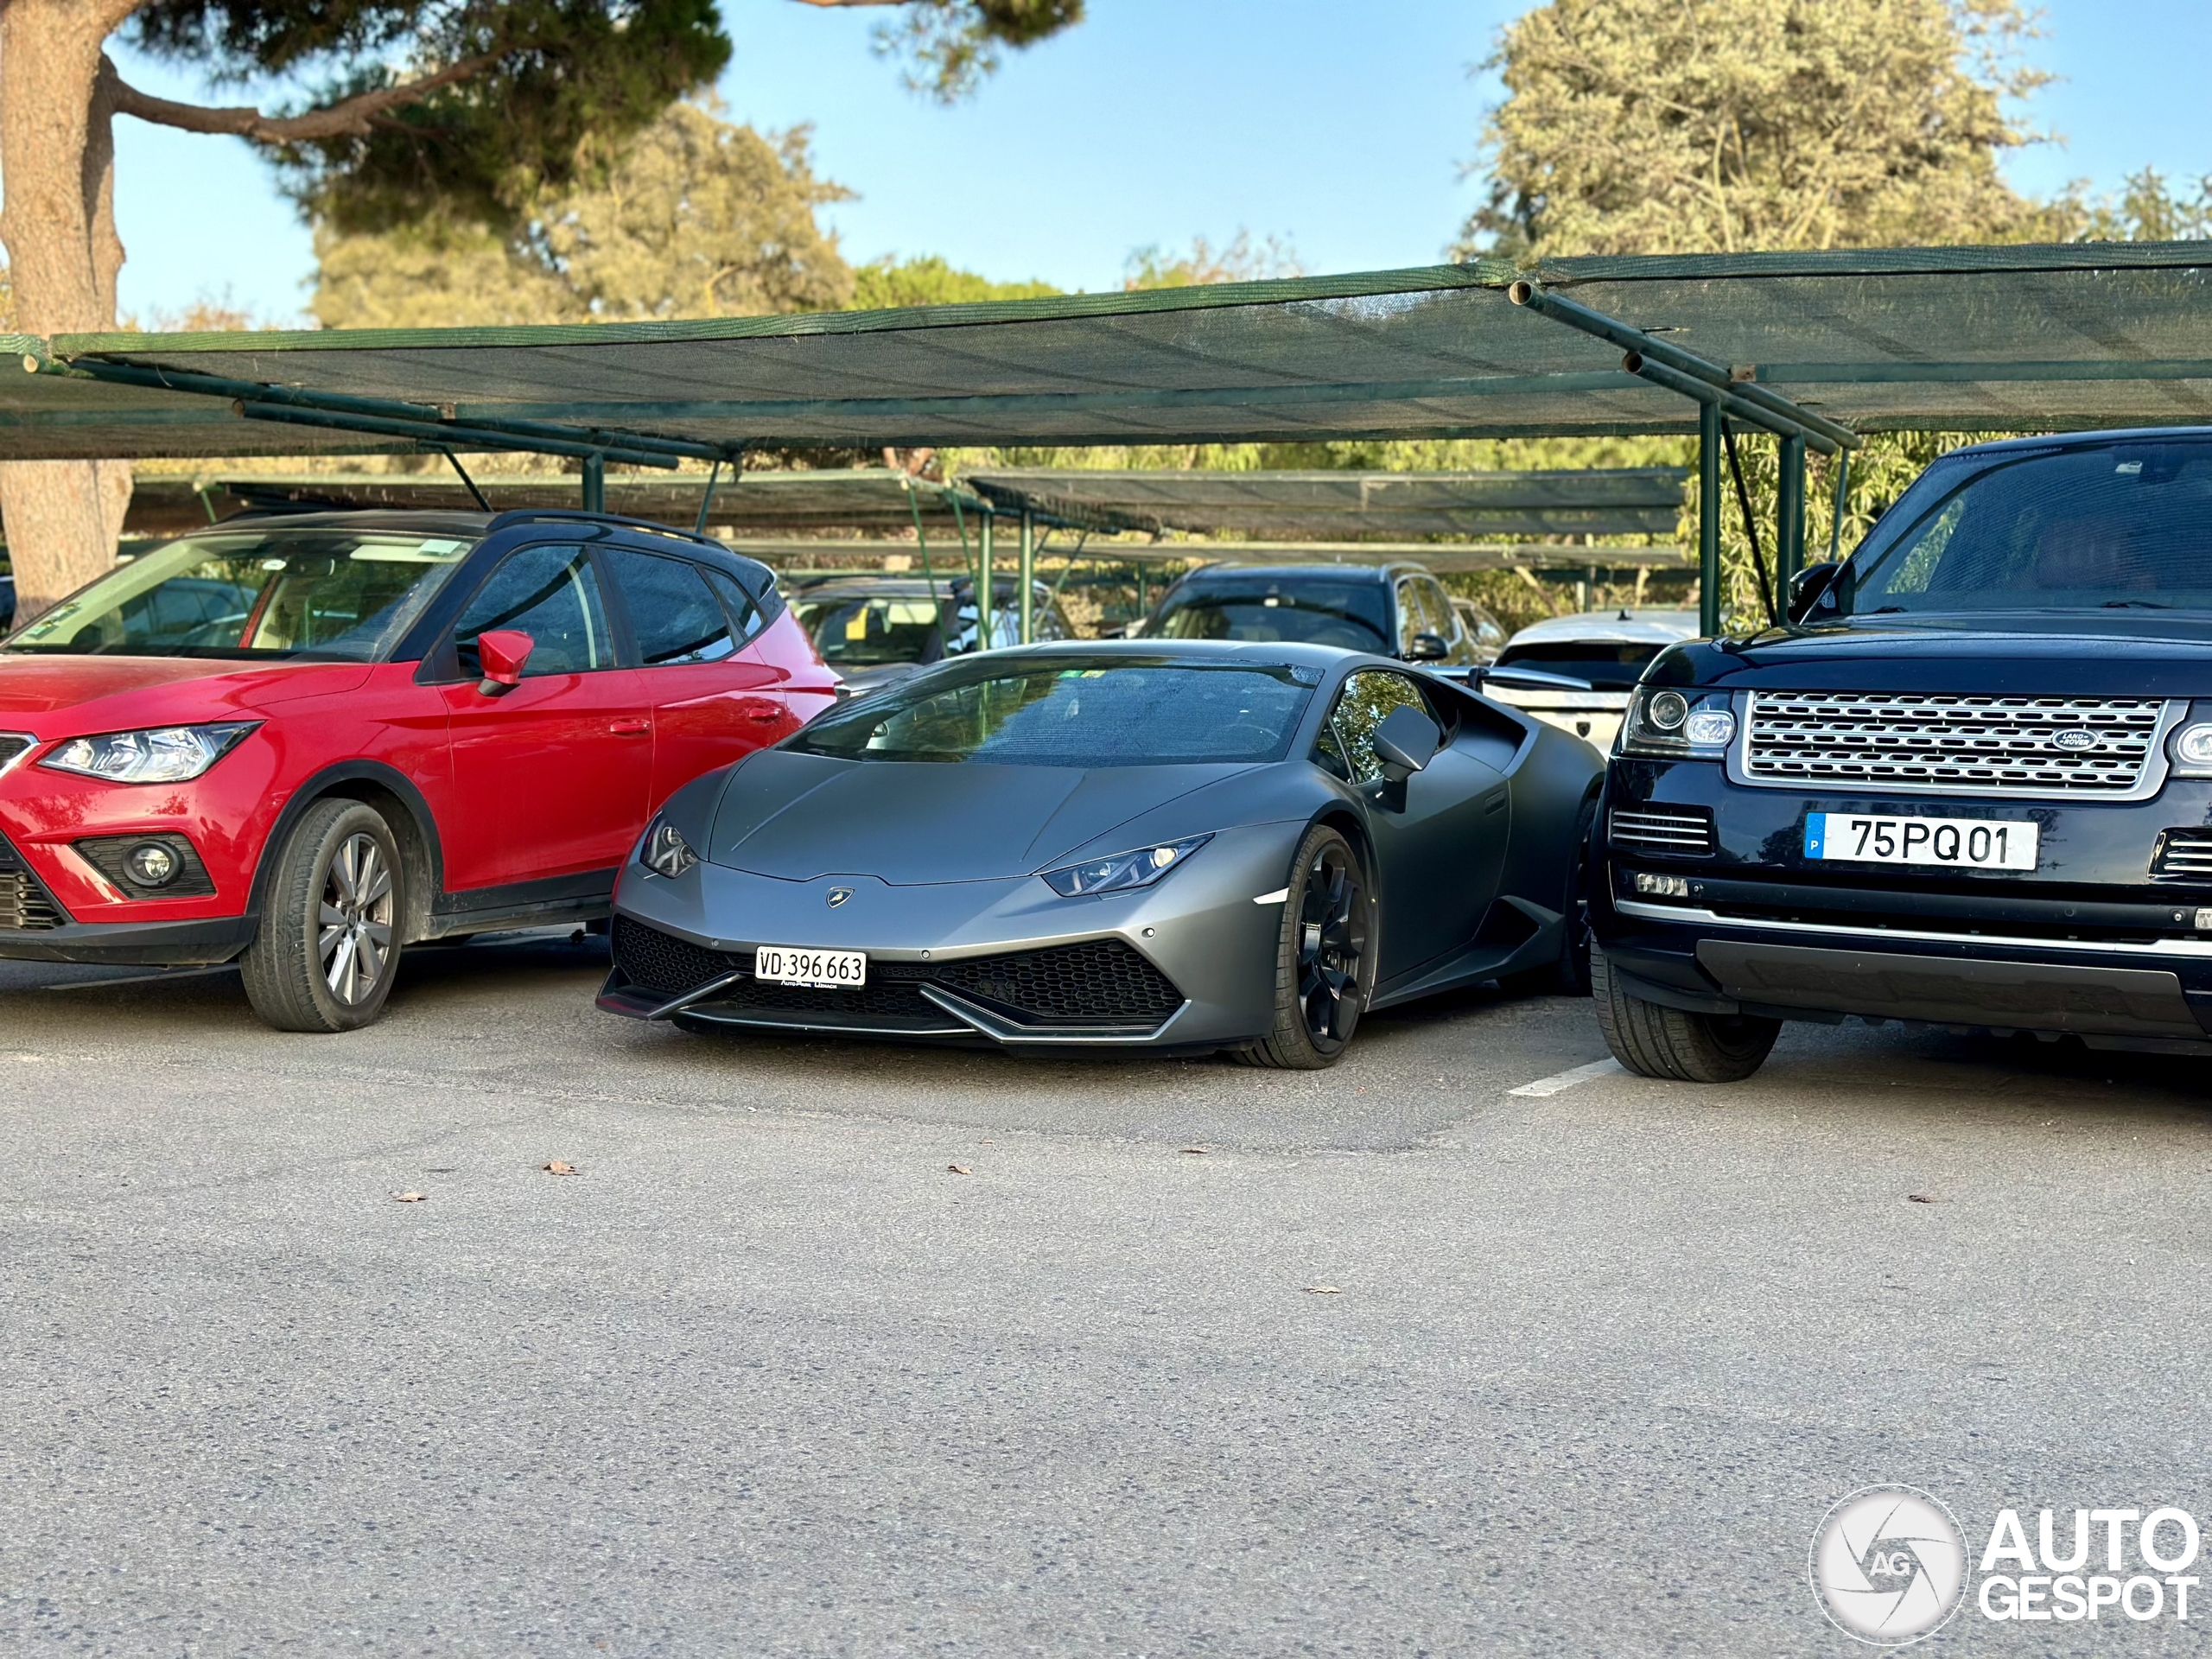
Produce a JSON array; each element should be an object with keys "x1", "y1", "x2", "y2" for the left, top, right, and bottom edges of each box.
[{"x1": 1809, "y1": 1485, "x2": 1969, "y2": 1645}]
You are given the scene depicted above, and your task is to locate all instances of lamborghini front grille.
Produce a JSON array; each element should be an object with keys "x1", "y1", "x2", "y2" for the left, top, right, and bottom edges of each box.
[{"x1": 612, "y1": 918, "x2": 1183, "y2": 1030}]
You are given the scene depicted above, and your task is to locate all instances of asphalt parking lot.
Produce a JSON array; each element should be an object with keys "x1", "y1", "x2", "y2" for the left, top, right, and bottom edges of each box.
[{"x1": 6, "y1": 934, "x2": 2211, "y2": 1656}]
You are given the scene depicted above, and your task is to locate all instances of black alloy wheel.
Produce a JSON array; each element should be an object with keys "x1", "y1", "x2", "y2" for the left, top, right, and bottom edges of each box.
[
  {"x1": 1236, "y1": 823, "x2": 1374, "y2": 1070},
  {"x1": 1297, "y1": 838, "x2": 1368, "y2": 1048}
]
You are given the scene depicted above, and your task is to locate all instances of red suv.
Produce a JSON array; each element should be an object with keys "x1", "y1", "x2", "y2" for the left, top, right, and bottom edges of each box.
[{"x1": 0, "y1": 508, "x2": 836, "y2": 1030}]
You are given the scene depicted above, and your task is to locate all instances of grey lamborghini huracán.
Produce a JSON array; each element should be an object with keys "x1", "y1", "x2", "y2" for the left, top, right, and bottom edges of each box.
[{"x1": 598, "y1": 641, "x2": 1602, "y2": 1067}]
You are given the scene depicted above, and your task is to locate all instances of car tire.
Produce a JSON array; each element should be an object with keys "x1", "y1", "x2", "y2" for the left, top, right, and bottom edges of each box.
[
  {"x1": 1591, "y1": 943, "x2": 1778, "y2": 1083},
  {"x1": 1234, "y1": 823, "x2": 1374, "y2": 1071},
  {"x1": 1500, "y1": 793, "x2": 1597, "y2": 999},
  {"x1": 240, "y1": 798, "x2": 405, "y2": 1033}
]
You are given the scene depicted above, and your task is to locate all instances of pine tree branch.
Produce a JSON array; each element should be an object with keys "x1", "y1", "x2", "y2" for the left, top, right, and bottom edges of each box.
[{"x1": 100, "y1": 52, "x2": 497, "y2": 145}]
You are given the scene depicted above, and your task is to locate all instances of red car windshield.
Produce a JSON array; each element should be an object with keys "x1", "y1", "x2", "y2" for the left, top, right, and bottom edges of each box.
[{"x1": 9, "y1": 526, "x2": 477, "y2": 660}]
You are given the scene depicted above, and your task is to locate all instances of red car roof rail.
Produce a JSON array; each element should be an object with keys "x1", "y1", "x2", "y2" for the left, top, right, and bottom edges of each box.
[{"x1": 484, "y1": 508, "x2": 721, "y2": 549}]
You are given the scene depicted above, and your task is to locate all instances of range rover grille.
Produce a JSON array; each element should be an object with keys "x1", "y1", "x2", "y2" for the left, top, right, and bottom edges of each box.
[
  {"x1": 1744, "y1": 692, "x2": 2166, "y2": 795},
  {"x1": 1610, "y1": 806, "x2": 1715, "y2": 857},
  {"x1": 2152, "y1": 829, "x2": 2212, "y2": 880}
]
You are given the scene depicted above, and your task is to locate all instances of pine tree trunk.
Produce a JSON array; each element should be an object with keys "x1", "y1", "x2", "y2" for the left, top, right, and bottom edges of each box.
[{"x1": 0, "y1": 2, "x2": 134, "y2": 620}]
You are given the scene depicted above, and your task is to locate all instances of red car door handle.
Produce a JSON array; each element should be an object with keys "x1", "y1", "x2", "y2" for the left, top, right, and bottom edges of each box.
[{"x1": 608, "y1": 719, "x2": 651, "y2": 736}]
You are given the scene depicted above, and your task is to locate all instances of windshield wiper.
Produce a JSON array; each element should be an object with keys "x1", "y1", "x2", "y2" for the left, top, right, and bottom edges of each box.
[{"x1": 2102, "y1": 599, "x2": 2171, "y2": 609}]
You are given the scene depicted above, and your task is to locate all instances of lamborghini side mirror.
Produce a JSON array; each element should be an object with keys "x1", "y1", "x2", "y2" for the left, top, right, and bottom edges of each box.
[
  {"x1": 1372, "y1": 704, "x2": 1440, "y2": 782},
  {"x1": 476, "y1": 628, "x2": 534, "y2": 696}
]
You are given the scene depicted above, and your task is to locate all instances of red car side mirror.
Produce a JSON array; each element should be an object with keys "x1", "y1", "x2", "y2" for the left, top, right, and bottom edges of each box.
[{"x1": 476, "y1": 629, "x2": 534, "y2": 696}]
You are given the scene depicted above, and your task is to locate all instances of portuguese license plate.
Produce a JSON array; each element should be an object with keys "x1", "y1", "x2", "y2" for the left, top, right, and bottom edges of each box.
[
  {"x1": 755, "y1": 945, "x2": 868, "y2": 988},
  {"x1": 1804, "y1": 813, "x2": 2038, "y2": 871}
]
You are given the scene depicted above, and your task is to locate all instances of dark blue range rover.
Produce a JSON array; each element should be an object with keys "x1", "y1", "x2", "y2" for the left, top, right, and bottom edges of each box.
[{"x1": 1590, "y1": 427, "x2": 2212, "y2": 1080}]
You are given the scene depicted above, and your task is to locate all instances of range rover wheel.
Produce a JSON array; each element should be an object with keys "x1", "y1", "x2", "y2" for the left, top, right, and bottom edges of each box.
[
  {"x1": 241, "y1": 798, "x2": 405, "y2": 1033},
  {"x1": 1592, "y1": 944, "x2": 1778, "y2": 1083},
  {"x1": 1234, "y1": 823, "x2": 1373, "y2": 1071}
]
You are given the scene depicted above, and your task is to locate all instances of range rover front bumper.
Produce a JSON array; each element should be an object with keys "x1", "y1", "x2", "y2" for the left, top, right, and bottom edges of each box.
[{"x1": 1591, "y1": 757, "x2": 2212, "y2": 1052}]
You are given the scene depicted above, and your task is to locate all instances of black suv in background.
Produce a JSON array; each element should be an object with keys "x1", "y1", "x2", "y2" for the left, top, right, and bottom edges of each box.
[
  {"x1": 1133, "y1": 562, "x2": 1497, "y2": 667},
  {"x1": 1591, "y1": 428, "x2": 2212, "y2": 1080},
  {"x1": 785, "y1": 574, "x2": 1073, "y2": 696}
]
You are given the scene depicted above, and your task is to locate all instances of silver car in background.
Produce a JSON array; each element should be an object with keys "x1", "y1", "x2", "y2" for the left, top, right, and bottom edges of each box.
[{"x1": 1480, "y1": 610, "x2": 1699, "y2": 750}]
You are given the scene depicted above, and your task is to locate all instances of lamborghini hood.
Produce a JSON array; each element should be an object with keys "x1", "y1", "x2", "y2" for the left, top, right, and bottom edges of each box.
[{"x1": 706, "y1": 750, "x2": 1257, "y2": 883}]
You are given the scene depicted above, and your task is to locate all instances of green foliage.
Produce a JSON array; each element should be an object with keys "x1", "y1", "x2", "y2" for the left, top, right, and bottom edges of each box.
[
  {"x1": 2050, "y1": 167, "x2": 2212, "y2": 243},
  {"x1": 1123, "y1": 232, "x2": 1301, "y2": 290},
  {"x1": 875, "y1": 0, "x2": 1084, "y2": 103},
  {"x1": 1462, "y1": 0, "x2": 2051, "y2": 261},
  {"x1": 313, "y1": 105, "x2": 853, "y2": 326},
  {"x1": 849, "y1": 256, "x2": 1059, "y2": 310},
  {"x1": 128, "y1": 1, "x2": 734, "y2": 235}
]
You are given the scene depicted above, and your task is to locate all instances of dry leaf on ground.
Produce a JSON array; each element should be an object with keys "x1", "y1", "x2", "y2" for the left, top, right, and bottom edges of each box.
[
  {"x1": 1305, "y1": 1285, "x2": 1342, "y2": 1294},
  {"x1": 1908, "y1": 1192, "x2": 1942, "y2": 1204},
  {"x1": 1179, "y1": 1146, "x2": 1210, "y2": 1155},
  {"x1": 946, "y1": 1164, "x2": 973, "y2": 1176},
  {"x1": 542, "y1": 1160, "x2": 582, "y2": 1176},
  {"x1": 391, "y1": 1191, "x2": 428, "y2": 1204}
]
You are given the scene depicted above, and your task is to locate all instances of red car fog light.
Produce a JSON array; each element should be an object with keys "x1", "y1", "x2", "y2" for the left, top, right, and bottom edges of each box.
[
  {"x1": 124, "y1": 842, "x2": 180, "y2": 887},
  {"x1": 72, "y1": 832, "x2": 217, "y2": 899}
]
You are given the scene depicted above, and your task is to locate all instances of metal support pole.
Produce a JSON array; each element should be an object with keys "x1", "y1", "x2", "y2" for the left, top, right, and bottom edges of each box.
[
  {"x1": 55, "y1": 355, "x2": 737, "y2": 467},
  {"x1": 1018, "y1": 510, "x2": 1035, "y2": 645},
  {"x1": 977, "y1": 511, "x2": 995, "y2": 648},
  {"x1": 582, "y1": 454, "x2": 606, "y2": 514},
  {"x1": 1698, "y1": 399, "x2": 1722, "y2": 637},
  {"x1": 1046, "y1": 531, "x2": 1089, "y2": 611},
  {"x1": 1827, "y1": 447, "x2": 1853, "y2": 563},
  {"x1": 903, "y1": 477, "x2": 941, "y2": 607},
  {"x1": 693, "y1": 459, "x2": 723, "y2": 536},
  {"x1": 232, "y1": 402, "x2": 677, "y2": 469},
  {"x1": 1777, "y1": 435, "x2": 1806, "y2": 610},
  {"x1": 1510, "y1": 281, "x2": 1859, "y2": 454}
]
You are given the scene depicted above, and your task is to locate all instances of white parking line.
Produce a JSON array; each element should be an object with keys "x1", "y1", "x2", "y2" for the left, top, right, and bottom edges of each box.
[{"x1": 1509, "y1": 1058, "x2": 1624, "y2": 1097}]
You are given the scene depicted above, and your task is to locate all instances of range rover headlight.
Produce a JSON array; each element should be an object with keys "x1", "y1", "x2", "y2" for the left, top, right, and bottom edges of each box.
[
  {"x1": 2173, "y1": 722, "x2": 2212, "y2": 773},
  {"x1": 1621, "y1": 690, "x2": 1735, "y2": 760}
]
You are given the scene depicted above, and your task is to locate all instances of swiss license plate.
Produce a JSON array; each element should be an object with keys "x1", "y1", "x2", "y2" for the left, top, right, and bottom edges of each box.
[
  {"x1": 1804, "y1": 812, "x2": 2038, "y2": 871},
  {"x1": 755, "y1": 945, "x2": 868, "y2": 988}
]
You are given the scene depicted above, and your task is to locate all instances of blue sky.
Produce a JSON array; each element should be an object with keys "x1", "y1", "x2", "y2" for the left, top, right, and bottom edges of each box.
[{"x1": 104, "y1": 0, "x2": 2212, "y2": 323}]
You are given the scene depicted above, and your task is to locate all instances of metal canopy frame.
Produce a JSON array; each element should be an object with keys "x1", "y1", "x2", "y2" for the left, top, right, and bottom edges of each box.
[
  {"x1": 41, "y1": 289, "x2": 1819, "y2": 634},
  {"x1": 29, "y1": 242, "x2": 2212, "y2": 635}
]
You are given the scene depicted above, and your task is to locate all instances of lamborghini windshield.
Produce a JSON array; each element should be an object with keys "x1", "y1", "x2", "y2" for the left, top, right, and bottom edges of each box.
[
  {"x1": 786, "y1": 656, "x2": 1319, "y2": 766},
  {"x1": 8, "y1": 526, "x2": 477, "y2": 659},
  {"x1": 1845, "y1": 437, "x2": 2212, "y2": 619}
]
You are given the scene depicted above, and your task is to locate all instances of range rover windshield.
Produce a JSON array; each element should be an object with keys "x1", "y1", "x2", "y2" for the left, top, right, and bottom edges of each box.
[
  {"x1": 7, "y1": 526, "x2": 477, "y2": 660},
  {"x1": 1845, "y1": 437, "x2": 2212, "y2": 619}
]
